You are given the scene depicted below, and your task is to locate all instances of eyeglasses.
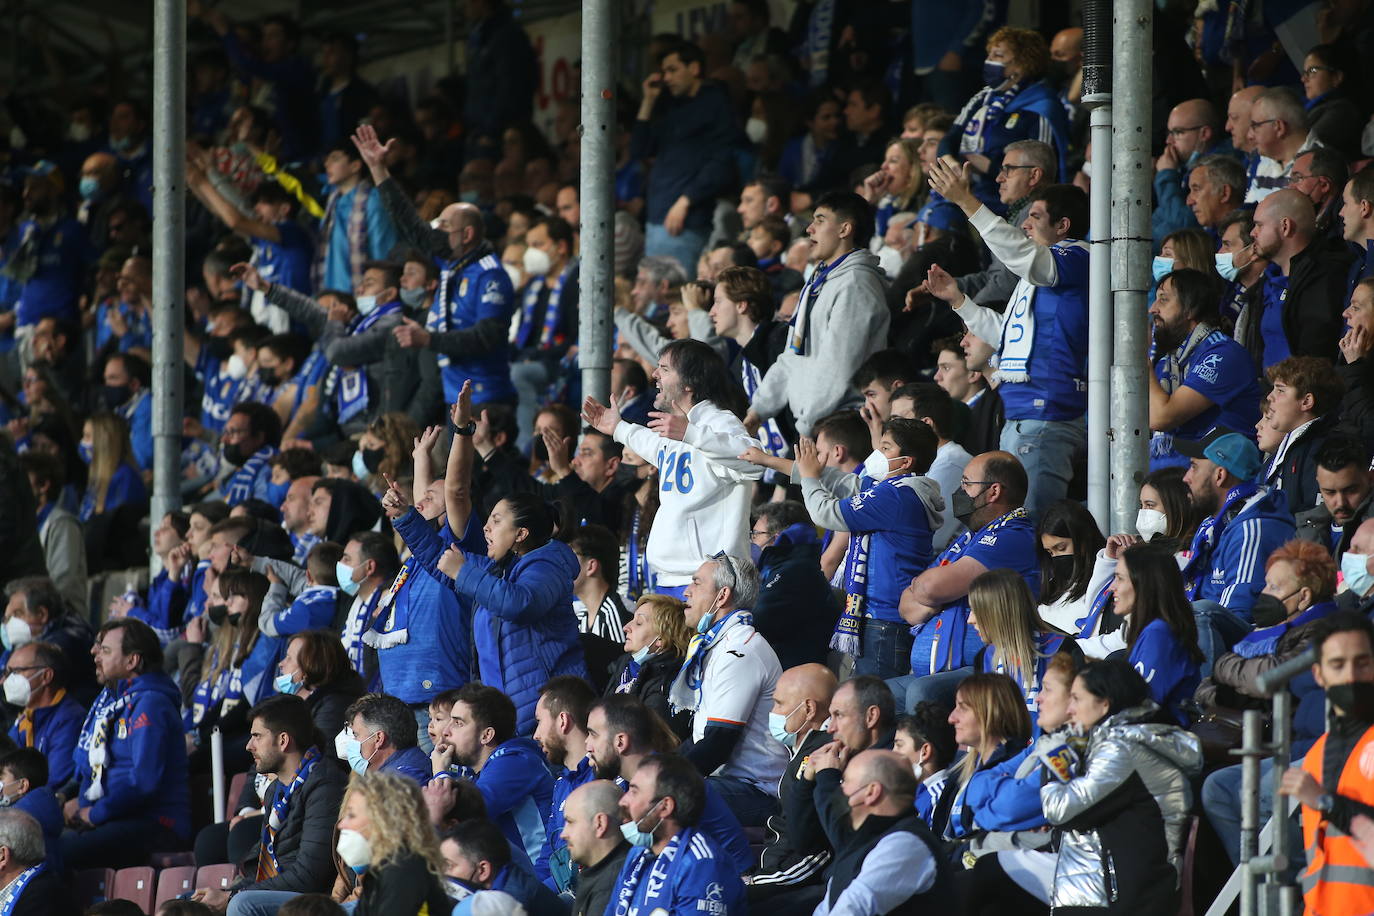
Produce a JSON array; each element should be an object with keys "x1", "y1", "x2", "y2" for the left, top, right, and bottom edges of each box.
[
  {"x1": 1302, "y1": 65, "x2": 1335, "y2": 77},
  {"x1": 1166, "y1": 125, "x2": 1204, "y2": 137},
  {"x1": 710, "y1": 551, "x2": 738, "y2": 592},
  {"x1": 998, "y1": 164, "x2": 1035, "y2": 177},
  {"x1": 748, "y1": 529, "x2": 772, "y2": 543},
  {"x1": 1249, "y1": 118, "x2": 1279, "y2": 130},
  {"x1": 0, "y1": 666, "x2": 43, "y2": 678},
  {"x1": 960, "y1": 479, "x2": 994, "y2": 490},
  {"x1": 1287, "y1": 172, "x2": 1313, "y2": 185}
]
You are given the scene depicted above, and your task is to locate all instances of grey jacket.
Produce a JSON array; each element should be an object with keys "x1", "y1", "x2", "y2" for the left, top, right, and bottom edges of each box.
[
  {"x1": 1040, "y1": 703, "x2": 1202, "y2": 912},
  {"x1": 797, "y1": 465, "x2": 945, "y2": 535},
  {"x1": 39, "y1": 505, "x2": 87, "y2": 614},
  {"x1": 750, "y1": 248, "x2": 889, "y2": 436},
  {"x1": 614, "y1": 307, "x2": 727, "y2": 363}
]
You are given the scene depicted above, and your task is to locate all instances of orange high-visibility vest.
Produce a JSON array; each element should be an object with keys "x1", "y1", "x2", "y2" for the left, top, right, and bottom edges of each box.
[{"x1": 1300, "y1": 725, "x2": 1374, "y2": 915}]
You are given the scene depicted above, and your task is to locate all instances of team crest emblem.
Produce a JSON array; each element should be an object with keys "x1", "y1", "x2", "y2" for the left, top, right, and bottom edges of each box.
[{"x1": 459, "y1": 277, "x2": 469, "y2": 297}]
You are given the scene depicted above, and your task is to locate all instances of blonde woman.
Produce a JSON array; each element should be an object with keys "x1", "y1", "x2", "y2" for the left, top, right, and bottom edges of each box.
[
  {"x1": 78, "y1": 413, "x2": 145, "y2": 522},
  {"x1": 605, "y1": 594, "x2": 694, "y2": 738},
  {"x1": 966, "y1": 569, "x2": 1081, "y2": 730},
  {"x1": 860, "y1": 137, "x2": 926, "y2": 242},
  {"x1": 353, "y1": 412, "x2": 419, "y2": 496},
  {"x1": 934, "y1": 672, "x2": 1032, "y2": 843},
  {"x1": 336, "y1": 771, "x2": 449, "y2": 916}
]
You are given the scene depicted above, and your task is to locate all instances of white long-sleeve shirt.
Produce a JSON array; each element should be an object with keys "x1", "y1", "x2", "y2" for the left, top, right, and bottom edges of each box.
[{"x1": 614, "y1": 399, "x2": 762, "y2": 585}]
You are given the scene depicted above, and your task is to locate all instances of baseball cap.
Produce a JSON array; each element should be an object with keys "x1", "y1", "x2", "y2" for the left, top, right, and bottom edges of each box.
[
  {"x1": 20, "y1": 160, "x2": 64, "y2": 192},
  {"x1": 1174, "y1": 428, "x2": 1262, "y2": 480},
  {"x1": 911, "y1": 199, "x2": 967, "y2": 234}
]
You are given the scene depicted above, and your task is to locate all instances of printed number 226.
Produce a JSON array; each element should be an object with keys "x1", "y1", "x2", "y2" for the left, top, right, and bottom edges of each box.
[{"x1": 660, "y1": 452, "x2": 694, "y2": 493}]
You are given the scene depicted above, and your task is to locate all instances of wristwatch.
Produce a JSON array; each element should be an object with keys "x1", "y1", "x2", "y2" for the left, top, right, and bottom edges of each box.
[
  {"x1": 1317, "y1": 792, "x2": 1335, "y2": 814},
  {"x1": 452, "y1": 420, "x2": 477, "y2": 437}
]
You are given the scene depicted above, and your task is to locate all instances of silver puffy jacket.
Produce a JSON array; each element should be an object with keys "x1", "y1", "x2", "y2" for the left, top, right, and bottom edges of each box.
[{"x1": 1039, "y1": 702, "x2": 1203, "y2": 910}]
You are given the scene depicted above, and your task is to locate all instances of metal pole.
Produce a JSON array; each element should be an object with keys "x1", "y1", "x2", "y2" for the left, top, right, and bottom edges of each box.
[
  {"x1": 577, "y1": 0, "x2": 615, "y2": 406},
  {"x1": 210, "y1": 727, "x2": 226, "y2": 823},
  {"x1": 151, "y1": 0, "x2": 186, "y2": 562},
  {"x1": 1108, "y1": 0, "x2": 1152, "y2": 534},
  {"x1": 1082, "y1": 0, "x2": 1112, "y2": 531},
  {"x1": 1239, "y1": 708, "x2": 1263, "y2": 916}
]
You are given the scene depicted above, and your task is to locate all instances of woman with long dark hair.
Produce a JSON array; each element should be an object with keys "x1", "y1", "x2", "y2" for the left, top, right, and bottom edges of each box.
[
  {"x1": 1111, "y1": 541, "x2": 1204, "y2": 724},
  {"x1": 388, "y1": 382, "x2": 586, "y2": 734},
  {"x1": 1034, "y1": 500, "x2": 1110, "y2": 636}
]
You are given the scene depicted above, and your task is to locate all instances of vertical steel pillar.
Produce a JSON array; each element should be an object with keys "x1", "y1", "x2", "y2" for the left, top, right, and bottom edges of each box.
[
  {"x1": 1109, "y1": 0, "x2": 1152, "y2": 535},
  {"x1": 578, "y1": 0, "x2": 616, "y2": 405},
  {"x1": 1082, "y1": 0, "x2": 1112, "y2": 531},
  {"x1": 151, "y1": 0, "x2": 186, "y2": 561}
]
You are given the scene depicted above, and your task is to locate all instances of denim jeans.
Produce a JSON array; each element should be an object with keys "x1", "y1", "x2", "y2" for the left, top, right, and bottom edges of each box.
[
  {"x1": 852, "y1": 619, "x2": 915, "y2": 680},
  {"x1": 1202, "y1": 757, "x2": 1302, "y2": 876},
  {"x1": 709, "y1": 774, "x2": 780, "y2": 829},
  {"x1": 1000, "y1": 416, "x2": 1087, "y2": 518},
  {"x1": 645, "y1": 223, "x2": 709, "y2": 278},
  {"x1": 1192, "y1": 599, "x2": 1253, "y2": 678},
  {"x1": 886, "y1": 666, "x2": 972, "y2": 714},
  {"x1": 511, "y1": 358, "x2": 553, "y2": 452},
  {"x1": 226, "y1": 891, "x2": 358, "y2": 916}
]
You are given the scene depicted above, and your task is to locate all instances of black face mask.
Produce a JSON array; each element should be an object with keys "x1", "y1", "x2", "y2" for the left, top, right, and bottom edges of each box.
[
  {"x1": 952, "y1": 488, "x2": 985, "y2": 529},
  {"x1": 101, "y1": 384, "x2": 131, "y2": 411},
  {"x1": 207, "y1": 603, "x2": 229, "y2": 626},
  {"x1": 205, "y1": 336, "x2": 233, "y2": 362},
  {"x1": 222, "y1": 442, "x2": 249, "y2": 466},
  {"x1": 361, "y1": 447, "x2": 385, "y2": 474},
  {"x1": 1050, "y1": 554, "x2": 1076, "y2": 587},
  {"x1": 1251, "y1": 592, "x2": 1296, "y2": 629},
  {"x1": 1046, "y1": 59, "x2": 1075, "y2": 86},
  {"x1": 1327, "y1": 682, "x2": 1374, "y2": 721},
  {"x1": 532, "y1": 437, "x2": 550, "y2": 462},
  {"x1": 256, "y1": 367, "x2": 279, "y2": 387}
]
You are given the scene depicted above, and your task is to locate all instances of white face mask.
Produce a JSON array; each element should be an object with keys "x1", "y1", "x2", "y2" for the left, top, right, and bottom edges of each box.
[
  {"x1": 862, "y1": 449, "x2": 894, "y2": 480},
  {"x1": 523, "y1": 246, "x2": 553, "y2": 278},
  {"x1": 225, "y1": 354, "x2": 249, "y2": 381},
  {"x1": 876, "y1": 244, "x2": 905, "y2": 280},
  {"x1": 336, "y1": 828, "x2": 373, "y2": 872},
  {"x1": 1135, "y1": 508, "x2": 1168, "y2": 541},
  {"x1": 503, "y1": 263, "x2": 525, "y2": 289},
  {"x1": 68, "y1": 122, "x2": 93, "y2": 144},
  {"x1": 2, "y1": 672, "x2": 31, "y2": 707},
  {"x1": 2, "y1": 618, "x2": 33, "y2": 653},
  {"x1": 745, "y1": 117, "x2": 768, "y2": 145}
]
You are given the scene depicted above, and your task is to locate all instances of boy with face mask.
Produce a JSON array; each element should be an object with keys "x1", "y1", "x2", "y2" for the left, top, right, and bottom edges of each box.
[{"x1": 0, "y1": 749, "x2": 65, "y2": 876}]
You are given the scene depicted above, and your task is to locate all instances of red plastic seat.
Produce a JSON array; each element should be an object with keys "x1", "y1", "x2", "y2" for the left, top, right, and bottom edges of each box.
[
  {"x1": 226, "y1": 770, "x2": 249, "y2": 821},
  {"x1": 155, "y1": 865, "x2": 198, "y2": 910},
  {"x1": 110, "y1": 866, "x2": 156, "y2": 914},
  {"x1": 75, "y1": 868, "x2": 115, "y2": 908},
  {"x1": 195, "y1": 863, "x2": 240, "y2": 894}
]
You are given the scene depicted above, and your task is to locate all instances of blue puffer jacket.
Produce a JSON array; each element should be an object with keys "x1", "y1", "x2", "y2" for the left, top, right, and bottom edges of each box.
[
  {"x1": 400, "y1": 509, "x2": 587, "y2": 733},
  {"x1": 73, "y1": 671, "x2": 190, "y2": 839},
  {"x1": 964, "y1": 744, "x2": 1049, "y2": 832}
]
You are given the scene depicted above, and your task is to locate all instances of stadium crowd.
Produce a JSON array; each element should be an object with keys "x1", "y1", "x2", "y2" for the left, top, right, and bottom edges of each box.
[{"x1": 5, "y1": 0, "x2": 1374, "y2": 913}]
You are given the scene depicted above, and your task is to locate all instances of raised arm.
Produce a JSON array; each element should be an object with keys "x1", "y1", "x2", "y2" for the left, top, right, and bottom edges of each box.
[
  {"x1": 188, "y1": 162, "x2": 282, "y2": 243},
  {"x1": 411, "y1": 424, "x2": 442, "y2": 507},
  {"x1": 444, "y1": 381, "x2": 476, "y2": 537},
  {"x1": 353, "y1": 124, "x2": 451, "y2": 258}
]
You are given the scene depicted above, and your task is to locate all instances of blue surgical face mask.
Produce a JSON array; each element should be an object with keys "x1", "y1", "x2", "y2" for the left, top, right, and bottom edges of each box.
[
  {"x1": 399, "y1": 286, "x2": 427, "y2": 308},
  {"x1": 619, "y1": 798, "x2": 663, "y2": 848},
  {"x1": 631, "y1": 636, "x2": 660, "y2": 665},
  {"x1": 1343, "y1": 553, "x2": 1374, "y2": 598},
  {"x1": 696, "y1": 611, "x2": 715, "y2": 634},
  {"x1": 982, "y1": 59, "x2": 1006, "y2": 87},
  {"x1": 768, "y1": 701, "x2": 805, "y2": 748},
  {"x1": 337, "y1": 560, "x2": 361, "y2": 596},
  {"x1": 351, "y1": 450, "x2": 370, "y2": 479},
  {"x1": 78, "y1": 442, "x2": 94, "y2": 464},
  {"x1": 1151, "y1": 256, "x2": 1174, "y2": 283},
  {"x1": 355, "y1": 294, "x2": 378, "y2": 316},
  {"x1": 275, "y1": 672, "x2": 301, "y2": 695},
  {"x1": 265, "y1": 479, "x2": 290, "y2": 507},
  {"x1": 79, "y1": 176, "x2": 100, "y2": 200},
  {"x1": 1215, "y1": 251, "x2": 1240, "y2": 282},
  {"x1": 342, "y1": 732, "x2": 376, "y2": 775}
]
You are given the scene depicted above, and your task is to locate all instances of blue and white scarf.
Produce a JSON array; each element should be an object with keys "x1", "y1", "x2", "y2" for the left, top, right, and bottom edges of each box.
[
  {"x1": 114, "y1": 388, "x2": 149, "y2": 427},
  {"x1": 1233, "y1": 601, "x2": 1335, "y2": 659},
  {"x1": 514, "y1": 263, "x2": 573, "y2": 350},
  {"x1": 0, "y1": 863, "x2": 45, "y2": 916},
  {"x1": 1150, "y1": 323, "x2": 1216, "y2": 458},
  {"x1": 334, "y1": 301, "x2": 402, "y2": 423},
  {"x1": 1183, "y1": 481, "x2": 1260, "y2": 599},
  {"x1": 362, "y1": 558, "x2": 416, "y2": 650},
  {"x1": 261, "y1": 746, "x2": 321, "y2": 873},
  {"x1": 995, "y1": 278, "x2": 1036, "y2": 383},
  {"x1": 343, "y1": 587, "x2": 385, "y2": 674},
  {"x1": 788, "y1": 249, "x2": 855, "y2": 355},
  {"x1": 625, "y1": 510, "x2": 654, "y2": 602},
  {"x1": 224, "y1": 445, "x2": 276, "y2": 505},
  {"x1": 613, "y1": 830, "x2": 685, "y2": 916},
  {"x1": 669, "y1": 611, "x2": 752, "y2": 713},
  {"x1": 1074, "y1": 577, "x2": 1115, "y2": 638},
  {"x1": 960, "y1": 83, "x2": 1022, "y2": 156},
  {"x1": 830, "y1": 476, "x2": 881, "y2": 655},
  {"x1": 83, "y1": 687, "x2": 131, "y2": 801}
]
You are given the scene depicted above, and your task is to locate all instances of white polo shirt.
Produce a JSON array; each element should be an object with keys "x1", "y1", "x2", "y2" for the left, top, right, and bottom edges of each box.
[{"x1": 691, "y1": 615, "x2": 789, "y2": 793}]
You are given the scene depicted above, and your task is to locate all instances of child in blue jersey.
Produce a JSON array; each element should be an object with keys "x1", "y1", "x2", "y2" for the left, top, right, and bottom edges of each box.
[
  {"x1": 894, "y1": 703, "x2": 958, "y2": 830},
  {"x1": 1112, "y1": 542, "x2": 1204, "y2": 725},
  {"x1": 796, "y1": 416, "x2": 945, "y2": 679},
  {"x1": 1147, "y1": 268, "x2": 1262, "y2": 469},
  {"x1": 966, "y1": 568, "x2": 1081, "y2": 732},
  {"x1": 253, "y1": 542, "x2": 344, "y2": 640}
]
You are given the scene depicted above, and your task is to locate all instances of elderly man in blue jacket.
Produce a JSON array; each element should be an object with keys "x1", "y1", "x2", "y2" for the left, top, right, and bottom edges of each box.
[{"x1": 61, "y1": 618, "x2": 189, "y2": 869}]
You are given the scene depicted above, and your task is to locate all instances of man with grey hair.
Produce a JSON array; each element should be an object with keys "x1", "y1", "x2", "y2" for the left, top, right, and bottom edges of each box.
[
  {"x1": 0, "y1": 808, "x2": 60, "y2": 913},
  {"x1": 1250, "y1": 188, "x2": 1352, "y2": 365},
  {"x1": 1245, "y1": 87, "x2": 1323, "y2": 204},
  {"x1": 671, "y1": 552, "x2": 787, "y2": 827},
  {"x1": 2, "y1": 576, "x2": 94, "y2": 695},
  {"x1": 630, "y1": 254, "x2": 687, "y2": 324},
  {"x1": 811, "y1": 748, "x2": 948, "y2": 915},
  {"x1": 1187, "y1": 154, "x2": 1247, "y2": 235},
  {"x1": 1154, "y1": 98, "x2": 1236, "y2": 242},
  {"x1": 1289, "y1": 146, "x2": 1348, "y2": 242}
]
